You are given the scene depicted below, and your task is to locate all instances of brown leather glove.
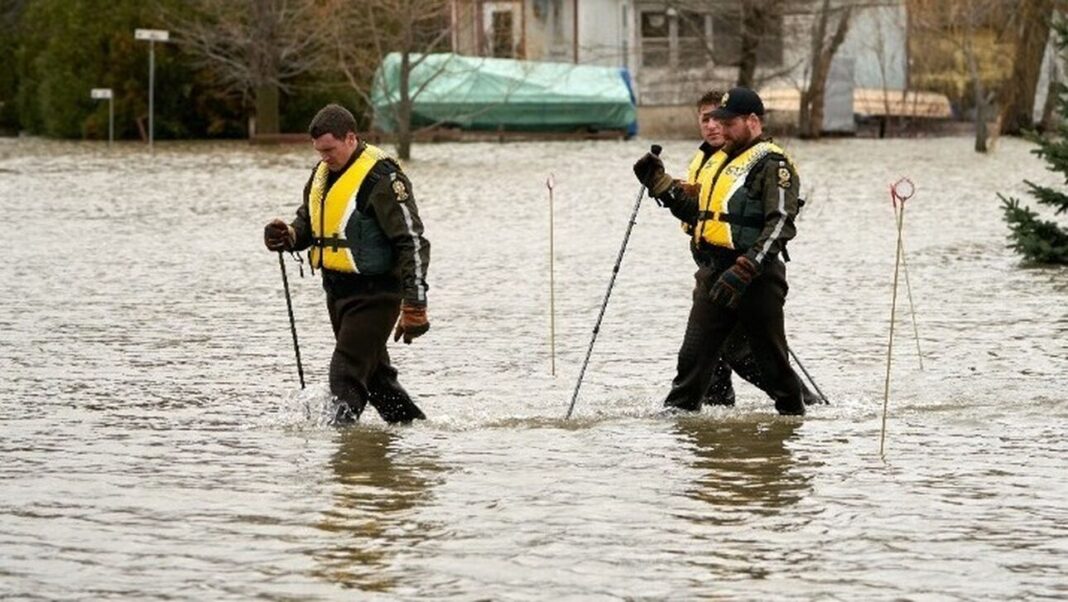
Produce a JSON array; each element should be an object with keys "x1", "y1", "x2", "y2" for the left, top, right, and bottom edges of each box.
[
  {"x1": 264, "y1": 219, "x2": 295, "y2": 251},
  {"x1": 393, "y1": 302, "x2": 430, "y2": 344},
  {"x1": 709, "y1": 256, "x2": 760, "y2": 309}
]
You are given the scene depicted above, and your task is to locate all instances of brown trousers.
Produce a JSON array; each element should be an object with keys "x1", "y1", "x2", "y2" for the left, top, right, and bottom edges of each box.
[
  {"x1": 326, "y1": 279, "x2": 425, "y2": 424},
  {"x1": 664, "y1": 260, "x2": 803, "y2": 415}
]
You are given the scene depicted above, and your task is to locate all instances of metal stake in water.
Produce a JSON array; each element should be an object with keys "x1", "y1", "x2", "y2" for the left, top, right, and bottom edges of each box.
[
  {"x1": 895, "y1": 215, "x2": 925, "y2": 370},
  {"x1": 881, "y1": 177, "x2": 915, "y2": 456},
  {"x1": 135, "y1": 29, "x2": 169, "y2": 153},
  {"x1": 547, "y1": 173, "x2": 557, "y2": 377},
  {"x1": 90, "y1": 88, "x2": 114, "y2": 148},
  {"x1": 565, "y1": 145, "x2": 662, "y2": 420}
]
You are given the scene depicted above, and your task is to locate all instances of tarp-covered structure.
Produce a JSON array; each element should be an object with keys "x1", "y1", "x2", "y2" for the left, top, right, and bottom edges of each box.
[{"x1": 371, "y1": 53, "x2": 637, "y2": 134}]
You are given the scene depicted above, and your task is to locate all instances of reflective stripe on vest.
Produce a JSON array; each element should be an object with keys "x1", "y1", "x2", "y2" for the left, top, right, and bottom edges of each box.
[
  {"x1": 308, "y1": 144, "x2": 393, "y2": 273},
  {"x1": 693, "y1": 141, "x2": 786, "y2": 249}
]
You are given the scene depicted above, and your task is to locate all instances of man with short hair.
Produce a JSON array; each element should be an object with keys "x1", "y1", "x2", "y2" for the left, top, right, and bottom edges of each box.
[
  {"x1": 264, "y1": 103, "x2": 431, "y2": 425},
  {"x1": 635, "y1": 87, "x2": 805, "y2": 416},
  {"x1": 687, "y1": 90, "x2": 820, "y2": 409}
]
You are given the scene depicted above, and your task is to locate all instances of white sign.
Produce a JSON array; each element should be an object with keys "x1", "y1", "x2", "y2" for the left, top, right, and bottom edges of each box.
[
  {"x1": 90, "y1": 88, "x2": 113, "y2": 100},
  {"x1": 135, "y1": 29, "x2": 169, "y2": 42}
]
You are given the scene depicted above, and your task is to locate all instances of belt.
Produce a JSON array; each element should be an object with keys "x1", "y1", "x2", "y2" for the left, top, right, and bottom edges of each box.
[
  {"x1": 696, "y1": 211, "x2": 764, "y2": 229},
  {"x1": 691, "y1": 241, "x2": 742, "y2": 268},
  {"x1": 312, "y1": 234, "x2": 350, "y2": 251}
]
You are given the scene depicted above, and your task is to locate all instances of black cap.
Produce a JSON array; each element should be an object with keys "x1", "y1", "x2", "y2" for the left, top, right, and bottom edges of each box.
[{"x1": 710, "y1": 87, "x2": 765, "y2": 119}]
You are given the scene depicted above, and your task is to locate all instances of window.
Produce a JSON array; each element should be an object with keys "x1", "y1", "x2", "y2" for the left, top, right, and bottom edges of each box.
[
  {"x1": 639, "y1": 8, "x2": 712, "y2": 70},
  {"x1": 677, "y1": 10, "x2": 708, "y2": 69},
  {"x1": 712, "y1": 7, "x2": 783, "y2": 67},
  {"x1": 640, "y1": 11, "x2": 670, "y2": 68},
  {"x1": 491, "y1": 10, "x2": 515, "y2": 57}
]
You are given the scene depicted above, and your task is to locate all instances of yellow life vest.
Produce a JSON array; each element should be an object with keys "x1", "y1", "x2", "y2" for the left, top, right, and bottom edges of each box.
[
  {"x1": 685, "y1": 148, "x2": 713, "y2": 185},
  {"x1": 681, "y1": 147, "x2": 716, "y2": 235},
  {"x1": 308, "y1": 144, "x2": 395, "y2": 273},
  {"x1": 693, "y1": 141, "x2": 790, "y2": 250}
]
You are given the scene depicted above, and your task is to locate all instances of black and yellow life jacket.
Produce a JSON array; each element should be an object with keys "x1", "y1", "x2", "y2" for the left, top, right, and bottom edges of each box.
[
  {"x1": 308, "y1": 144, "x2": 395, "y2": 274},
  {"x1": 693, "y1": 140, "x2": 792, "y2": 252},
  {"x1": 681, "y1": 145, "x2": 717, "y2": 235}
]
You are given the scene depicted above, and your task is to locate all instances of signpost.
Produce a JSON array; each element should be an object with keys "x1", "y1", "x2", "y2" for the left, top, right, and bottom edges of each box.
[
  {"x1": 90, "y1": 88, "x2": 113, "y2": 147},
  {"x1": 134, "y1": 28, "x2": 169, "y2": 153}
]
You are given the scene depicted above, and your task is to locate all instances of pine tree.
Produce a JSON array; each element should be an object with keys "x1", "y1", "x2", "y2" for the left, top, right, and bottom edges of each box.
[{"x1": 1000, "y1": 20, "x2": 1068, "y2": 264}]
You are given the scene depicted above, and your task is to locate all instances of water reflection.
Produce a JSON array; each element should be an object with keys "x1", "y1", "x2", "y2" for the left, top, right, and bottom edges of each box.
[
  {"x1": 311, "y1": 428, "x2": 442, "y2": 593},
  {"x1": 675, "y1": 419, "x2": 812, "y2": 523}
]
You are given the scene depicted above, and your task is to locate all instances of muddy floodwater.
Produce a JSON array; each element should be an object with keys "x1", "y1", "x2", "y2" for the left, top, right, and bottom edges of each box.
[{"x1": 1, "y1": 136, "x2": 1066, "y2": 600}]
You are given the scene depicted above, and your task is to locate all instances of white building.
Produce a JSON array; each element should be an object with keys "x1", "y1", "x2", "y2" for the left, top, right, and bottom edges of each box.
[{"x1": 451, "y1": 1, "x2": 915, "y2": 135}]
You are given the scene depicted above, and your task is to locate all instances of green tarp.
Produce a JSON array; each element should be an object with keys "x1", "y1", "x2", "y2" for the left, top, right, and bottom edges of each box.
[{"x1": 371, "y1": 53, "x2": 637, "y2": 134}]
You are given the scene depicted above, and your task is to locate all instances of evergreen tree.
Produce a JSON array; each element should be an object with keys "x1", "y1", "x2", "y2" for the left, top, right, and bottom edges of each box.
[{"x1": 1000, "y1": 20, "x2": 1068, "y2": 265}]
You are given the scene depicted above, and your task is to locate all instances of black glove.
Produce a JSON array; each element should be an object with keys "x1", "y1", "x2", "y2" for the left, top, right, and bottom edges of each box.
[
  {"x1": 632, "y1": 152, "x2": 673, "y2": 196},
  {"x1": 709, "y1": 256, "x2": 759, "y2": 309},
  {"x1": 264, "y1": 219, "x2": 294, "y2": 251}
]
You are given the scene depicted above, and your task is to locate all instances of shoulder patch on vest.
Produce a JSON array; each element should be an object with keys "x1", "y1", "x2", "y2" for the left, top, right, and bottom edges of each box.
[
  {"x1": 777, "y1": 164, "x2": 792, "y2": 189},
  {"x1": 392, "y1": 178, "x2": 409, "y2": 201}
]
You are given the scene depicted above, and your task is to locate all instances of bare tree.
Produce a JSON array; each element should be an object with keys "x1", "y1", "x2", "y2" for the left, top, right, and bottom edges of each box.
[
  {"x1": 998, "y1": 0, "x2": 1056, "y2": 135},
  {"x1": 798, "y1": 0, "x2": 854, "y2": 139},
  {"x1": 162, "y1": 0, "x2": 324, "y2": 137},
  {"x1": 909, "y1": 0, "x2": 1012, "y2": 152},
  {"x1": 737, "y1": 0, "x2": 781, "y2": 87},
  {"x1": 326, "y1": 0, "x2": 452, "y2": 160}
]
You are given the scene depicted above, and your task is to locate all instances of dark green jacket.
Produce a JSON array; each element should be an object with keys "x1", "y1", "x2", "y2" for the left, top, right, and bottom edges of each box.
[{"x1": 290, "y1": 142, "x2": 431, "y2": 305}]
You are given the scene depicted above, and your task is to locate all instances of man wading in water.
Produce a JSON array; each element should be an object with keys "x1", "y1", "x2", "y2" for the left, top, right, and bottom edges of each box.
[
  {"x1": 684, "y1": 90, "x2": 820, "y2": 410},
  {"x1": 634, "y1": 87, "x2": 806, "y2": 416},
  {"x1": 264, "y1": 104, "x2": 431, "y2": 425}
]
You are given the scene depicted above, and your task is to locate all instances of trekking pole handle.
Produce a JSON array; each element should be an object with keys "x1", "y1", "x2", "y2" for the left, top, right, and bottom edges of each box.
[{"x1": 649, "y1": 144, "x2": 664, "y2": 206}]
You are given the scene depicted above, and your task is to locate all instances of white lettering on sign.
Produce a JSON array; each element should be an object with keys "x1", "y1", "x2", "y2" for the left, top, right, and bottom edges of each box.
[{"x1": 134, "y1": 29, "x2": 170, "y2": 42}]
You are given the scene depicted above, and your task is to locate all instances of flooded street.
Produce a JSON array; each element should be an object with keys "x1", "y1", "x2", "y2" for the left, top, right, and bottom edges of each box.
[{"x1": 1, "y1": 136, "x2": 1066, "y2": 599}]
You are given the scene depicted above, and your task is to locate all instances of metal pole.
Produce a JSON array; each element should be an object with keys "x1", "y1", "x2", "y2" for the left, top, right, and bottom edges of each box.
[
  {"x1": 566, "y1": 145, "x2": 661, "y2": 419},
  {"x1": 149, "y1": 40, "x2": 155, "y2": 153},
  {"x1": 788, "y1": 347, "x2": 829, "y2": 405},
  {"x1": 547, "y1": 173, "x2": 556, "y2": 376},
  {"x1": 881, "y1": 204, "x2": 904, "y2": 456},
  {"x1": 279, "y1": 252, "x2": 306, "y2": 389},
  {"x1": 895, "y1": 211, "x2": 924, "y2": 370},
  {"x1": 108, "y1": 97, "x2": 114, "y2": 148},
  {"x1": 881, "y1": 178, "x2": 914, "y2": 456}
]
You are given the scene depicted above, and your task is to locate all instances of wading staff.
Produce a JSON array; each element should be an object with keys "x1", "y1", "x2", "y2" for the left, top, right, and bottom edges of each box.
[
  {"x1": 278, "y1": 251, "x2": 305, "y2": 389},
  {"x1": 881, "y1": 177, "x2": 914, "y2": 455},
  {"x1": 547, "y1": 173, "x2": 557, "y2": 377},
  {"x1": 788, "y1": 347, "x2": 829, "y2": 405},
  {"x1": 565, "y1": 145, "x2": 661, "y2": 420}
]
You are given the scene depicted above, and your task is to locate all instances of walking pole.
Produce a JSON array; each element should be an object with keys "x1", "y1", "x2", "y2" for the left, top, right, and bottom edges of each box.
[
  {"x1": 565, "y1": 145, "x2": 661, "y2": 420},
  {"x1": 881, "y1": 177, "x2": 914, "y2": 455},
  {"x1": 788, "y1": 347, "x2": 829, "y2": 405},
  {"x1": 547, "y1": 173, "x2": 557, "y2": 377},
  {"x1": 278, "y1": 251, "x2": 305, "y2": 389}
]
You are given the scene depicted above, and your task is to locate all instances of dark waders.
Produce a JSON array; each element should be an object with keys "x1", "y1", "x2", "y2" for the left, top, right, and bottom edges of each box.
[
  {"x1": 325, "y1": 274, "x2": 426, "y2": 425},
  {"x1": 665, "y1": 258, "x2": 804, "y2": 415}
]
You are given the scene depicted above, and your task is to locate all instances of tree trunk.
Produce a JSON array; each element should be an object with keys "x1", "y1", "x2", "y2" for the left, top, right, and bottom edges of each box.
[
  {"x1": 998, "y1": 0, "x2": 1055, "y2": 135},
  {"x1": 254, "y1": 84, "x2": 280, "y2": 136},
  {"x1": 799, "y1": 1, "x2": 852, "y2": 139},
  {"x1": 1040, "y1": 64, "x2": 1061, "y2": 132},
  {"x1": 736, "y1": 1, "x2": 768, "y2": 88},
  {"x1": 965, "y1": 35, "x2": 988, "y2": 153},
  {"x1": 396, "y1": 50, "x2": 413, "y2": 160}
]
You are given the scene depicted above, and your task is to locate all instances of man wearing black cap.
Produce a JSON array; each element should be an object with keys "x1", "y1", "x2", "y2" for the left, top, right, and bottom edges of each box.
[{"x1": 634, "y1": 87, "x2": 806, "y2": 416}]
